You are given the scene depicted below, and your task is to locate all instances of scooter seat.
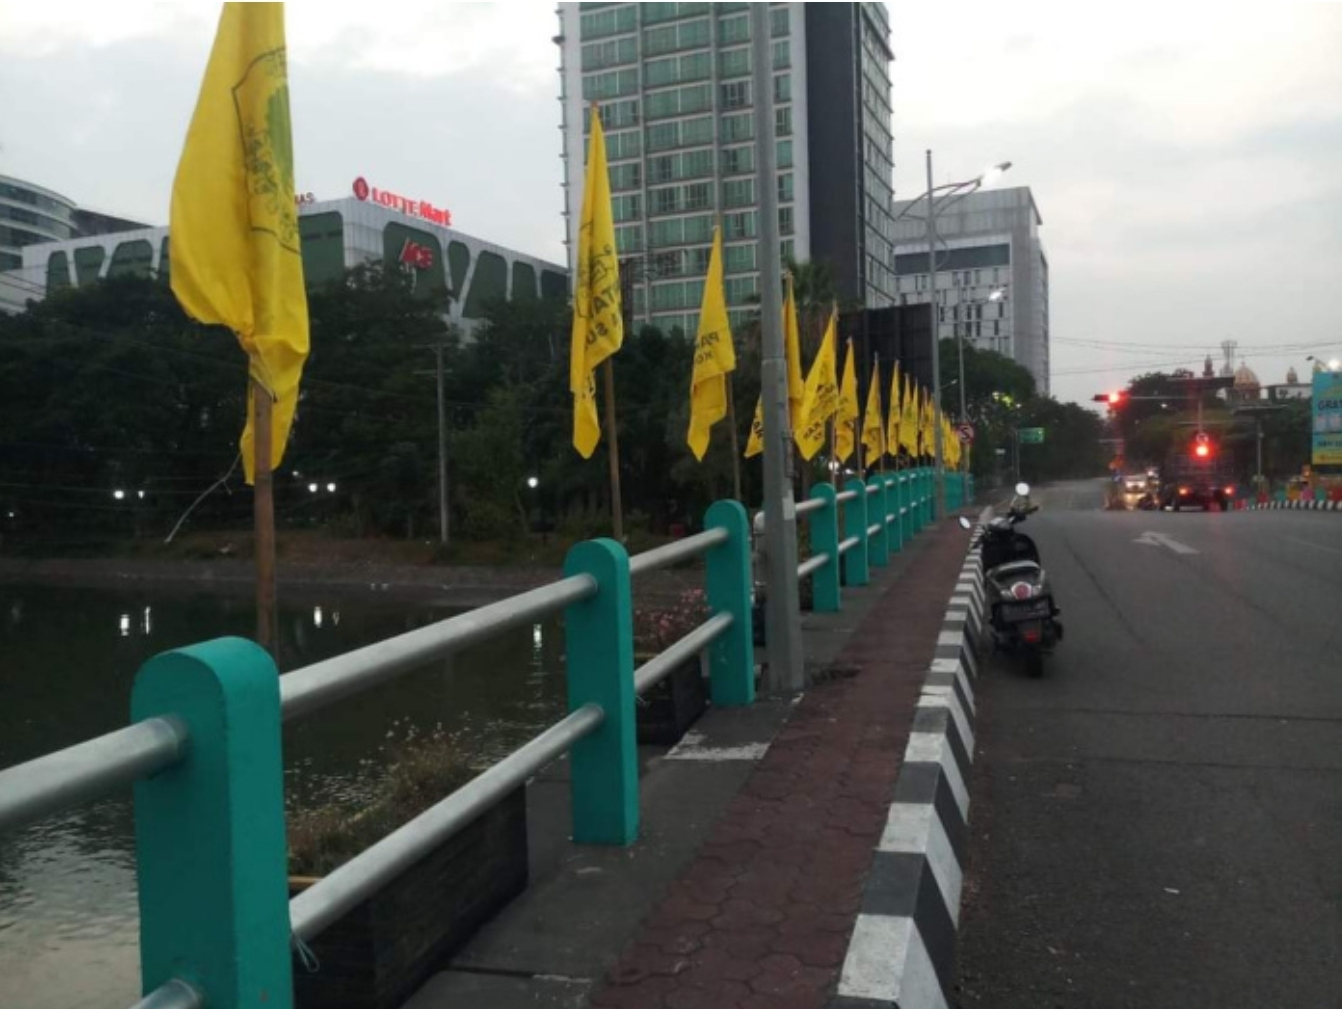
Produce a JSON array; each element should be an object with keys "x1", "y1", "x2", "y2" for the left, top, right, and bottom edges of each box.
[{"x1": 988, "y1": 560, "x2": 1042, "y2": 581}]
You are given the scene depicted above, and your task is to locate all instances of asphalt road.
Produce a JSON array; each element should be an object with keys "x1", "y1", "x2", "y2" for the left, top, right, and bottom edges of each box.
[{"x1": 954, "y1": 479, "x2": 1342, "y2": 1008}]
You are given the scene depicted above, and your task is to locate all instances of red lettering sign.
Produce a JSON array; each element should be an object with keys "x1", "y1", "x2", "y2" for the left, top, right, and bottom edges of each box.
[{"x1": 354, "y1": 177, "x2": 452, "y2": 227}]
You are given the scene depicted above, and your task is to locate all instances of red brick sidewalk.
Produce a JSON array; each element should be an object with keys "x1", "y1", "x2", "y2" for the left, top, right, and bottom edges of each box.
[{"x1": 590, "y1": 523, "x2": 971, "y2": 1009}]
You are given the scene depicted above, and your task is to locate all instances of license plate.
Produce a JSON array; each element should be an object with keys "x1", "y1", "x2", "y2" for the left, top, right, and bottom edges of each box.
[{"x1": 1000, "y1": 600, "x2": 1051, "y2": 622}]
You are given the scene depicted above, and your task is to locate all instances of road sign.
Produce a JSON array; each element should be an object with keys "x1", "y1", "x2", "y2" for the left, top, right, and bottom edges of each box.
[
  {"x1": 957, "y1": 423, "x2": 975, "y2": 444},
  {"x1": 1018, "y1": 427, "x2": 1045, "y2": 445}
]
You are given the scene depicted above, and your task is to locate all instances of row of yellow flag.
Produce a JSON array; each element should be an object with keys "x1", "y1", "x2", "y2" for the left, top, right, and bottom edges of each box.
[{"x1": 571, "y1": 103, "x2": 964, "y2": 473}]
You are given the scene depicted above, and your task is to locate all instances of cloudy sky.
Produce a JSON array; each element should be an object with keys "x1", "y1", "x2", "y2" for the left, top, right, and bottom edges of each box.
[{"x1": 2, "y1": 1, "x2": 1340, "y2": 405}]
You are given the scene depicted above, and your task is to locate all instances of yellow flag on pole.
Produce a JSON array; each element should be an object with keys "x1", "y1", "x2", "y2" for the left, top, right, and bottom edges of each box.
[
  {"x1": 569, "y1": 106, "x2": 623, "y2": 458},
  {"x1": 862, "y1": 359, "x2": 885, "y2": 464},
  {"x1": 900, "y1": 374, "x2": 919, "y2": 456},
  {"x1": 169, "y1": 2, "x2": 307, "y2": 486},
  {"x1": 688, "y1": 228, "x2": 736, "y2": 461},
  {"x1": 744, "y1": 273, "x2": 806, "y2": 459},
  {"x1": 834, "y1": 339, "x2": 860, "y2": 463},
  {"x1": 796, "y1": 311, "x2": 839, "y2": 461},
  {"x1": 886, "y1": 362, "x2": 901, "y2": 460}
]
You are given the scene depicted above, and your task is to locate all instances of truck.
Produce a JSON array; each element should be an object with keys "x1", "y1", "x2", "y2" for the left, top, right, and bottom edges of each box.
[{"x1": 1160, "y1": 436, "x2": 1237, "y2": 512}]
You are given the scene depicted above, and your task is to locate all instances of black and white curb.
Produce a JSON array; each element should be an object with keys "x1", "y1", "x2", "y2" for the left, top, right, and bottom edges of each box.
[
  {"x1": 1249, "y1": 500, "x2": 1341, "y2": 512},
  {"x1": 833, "y1": 524, "x2": 987, "y2": 1009}
]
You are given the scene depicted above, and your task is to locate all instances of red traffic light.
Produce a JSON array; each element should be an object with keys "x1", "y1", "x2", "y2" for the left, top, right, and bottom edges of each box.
[
  {"x1": 1194, "y1": 432, "x2": 1212, "y2": 459},
  {"x1": 1195, "y1": 443, "x2": 1211, "y2": 459},
  {"x1": 1091, "y1": 391, "x2": 1128, "y2": 406},
  {"x1": 1108, "y1": 391, "x2": 1124, "y2": 406}
]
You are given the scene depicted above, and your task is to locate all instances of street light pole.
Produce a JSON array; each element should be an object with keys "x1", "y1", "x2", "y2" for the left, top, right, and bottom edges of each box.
[
  {"x1": 752, "y1": 3, "x2": 803, "y2": 692},
  {"x1": 926, "y1": 150, "x2": 947, "y2": 516}
]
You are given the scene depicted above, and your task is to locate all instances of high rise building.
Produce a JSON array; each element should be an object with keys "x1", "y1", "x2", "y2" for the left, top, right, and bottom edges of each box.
[
  {"x1": 890, "y1": 186, "x2": 1050, "y2": 394},
  {"x1": 556, "y1": 2, "x2": 896, "y2": 336}
]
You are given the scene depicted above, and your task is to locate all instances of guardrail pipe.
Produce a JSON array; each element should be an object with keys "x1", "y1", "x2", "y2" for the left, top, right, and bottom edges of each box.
[
  {"x1": 843, "y1": 478, "x2": 871, "y2": 588},
  {"x1": 867, "y1": 477, "x2": 890, "y2": 568},
  {"x1": 807, "y1": 483, "x2": 842, "y2": 613},
  {"x1": 562, "y1": 539, "x2": 638, "y2": 846},
  {"x1": 131, "y1": 638, "x2": 292, "y2": 1009},
  {"x1": 704, "y1": 500, "x2": 755, "y2": 707}
]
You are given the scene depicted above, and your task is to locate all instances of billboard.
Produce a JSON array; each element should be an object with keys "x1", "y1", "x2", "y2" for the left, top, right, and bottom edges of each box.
[{"x1": 1313, "y1": 370, "x2": 1342, "y2": 467}]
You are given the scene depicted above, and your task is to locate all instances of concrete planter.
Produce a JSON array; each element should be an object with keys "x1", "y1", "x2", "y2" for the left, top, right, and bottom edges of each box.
[
  {"x1": 635, "y1": 653, "x2": 707, "y2": 746},
  {"x1": 289, "y1": 786, "x2": 528, "y2": 1009}
]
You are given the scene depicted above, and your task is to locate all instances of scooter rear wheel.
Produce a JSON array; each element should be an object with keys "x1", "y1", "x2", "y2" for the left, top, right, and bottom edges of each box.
[{"x1": 1024, "y1": 648, "x2": 1044, "y2": 678}]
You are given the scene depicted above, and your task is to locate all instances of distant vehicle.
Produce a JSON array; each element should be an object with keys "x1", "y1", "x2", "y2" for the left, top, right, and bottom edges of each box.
[{"x1": 1160, "y1": 438, "x2": 1236, "y2": 512}]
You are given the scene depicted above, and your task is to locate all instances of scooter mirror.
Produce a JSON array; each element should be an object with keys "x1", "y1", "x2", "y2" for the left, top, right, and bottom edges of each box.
[
  {"x1": 958, "y1": 517, "x2": 973, "y2": 530},
  {"x1": 1015, "y1": 482, "x2": 1031, "y2": 498}
]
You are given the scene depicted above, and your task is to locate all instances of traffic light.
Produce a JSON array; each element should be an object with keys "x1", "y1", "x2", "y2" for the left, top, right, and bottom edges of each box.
[
  {"x1": 1194, "y1": 432, "x2": 1212, "y2": 459},
  {"x1": 1092, "y1": 391, "x2": 1127, "y2": 408}
]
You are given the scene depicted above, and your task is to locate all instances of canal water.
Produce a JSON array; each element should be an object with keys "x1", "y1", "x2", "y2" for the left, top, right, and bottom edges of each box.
[{"x1": 0, "y1": 582, "x2": 567, "y2": 1009}]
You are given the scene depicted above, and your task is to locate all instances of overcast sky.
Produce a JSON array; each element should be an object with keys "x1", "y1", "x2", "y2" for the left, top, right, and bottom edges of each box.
[{"x1": 2, "y1": 1, "x2": 1340, "y2": 405}]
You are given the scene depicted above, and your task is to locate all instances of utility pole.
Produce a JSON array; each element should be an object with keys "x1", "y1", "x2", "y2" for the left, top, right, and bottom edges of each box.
[
  {"x1": 926, "y1": 150, "x2": 947, "y2": 517},
  {"x1": 435, "y1": 344, "x2": 449, "y2": 547},
  {"x1": 752, "y1": 4, "x2": 803, "y2": 693}
]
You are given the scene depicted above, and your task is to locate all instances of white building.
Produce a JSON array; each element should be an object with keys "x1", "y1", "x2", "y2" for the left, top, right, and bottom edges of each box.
[
  {"x1": 890, "y1": 186, "x2": 1050, "y2": 394},
  {"x1": 556, "y1": 2, "x2": 896, "y2": 335},
  {"x1": 2, "y1": 188, "x2": 567, "y2": 328}
]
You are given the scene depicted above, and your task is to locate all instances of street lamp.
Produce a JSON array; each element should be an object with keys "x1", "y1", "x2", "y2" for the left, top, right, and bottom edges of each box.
[
  {"x1": 898, "y1": 154, "x2": 1012, "y2": 515},
  {"x1": 527, "y1": 476, "x2": 539, "y2": 490}
]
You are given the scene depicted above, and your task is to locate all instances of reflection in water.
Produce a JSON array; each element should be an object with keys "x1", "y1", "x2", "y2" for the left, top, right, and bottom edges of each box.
[{"x1": 0, "y1": 583, "x2": 566, "y2": 1009}]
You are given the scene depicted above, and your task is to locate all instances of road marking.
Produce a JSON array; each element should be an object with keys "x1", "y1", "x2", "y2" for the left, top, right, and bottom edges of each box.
[
  {"x1": 1284, "y1": 536, "x2": 1342, "y2": 556},
  {"x1": 1134, "y1": 531, "x2": 1199, "y2": 555}
]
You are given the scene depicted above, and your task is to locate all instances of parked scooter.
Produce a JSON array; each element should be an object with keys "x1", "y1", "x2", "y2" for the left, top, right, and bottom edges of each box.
[{"x1": 966, "y1": 483, "x2": 1063, "y2": 677}]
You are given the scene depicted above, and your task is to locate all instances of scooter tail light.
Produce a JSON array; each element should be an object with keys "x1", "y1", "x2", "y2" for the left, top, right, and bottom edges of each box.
[{"x1": 1010, "y1": 582, "x2": 1034, "y2": 601}]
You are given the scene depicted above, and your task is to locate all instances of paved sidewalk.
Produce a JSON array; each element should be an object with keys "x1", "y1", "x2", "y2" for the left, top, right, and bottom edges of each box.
[{"x1": 588, "y1": 522, "x2": 972, "y2": 1009}]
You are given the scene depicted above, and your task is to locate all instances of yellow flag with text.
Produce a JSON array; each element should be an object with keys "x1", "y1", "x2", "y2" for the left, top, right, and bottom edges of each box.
[
  {"x1": 862, "y1": 360, "x2": 885, "y2": 464},
  {"x1": 900, "y1": 374, "x2": 919, "y2": 455},
  {"x1": 744, "y1": 274, "x2": 806, "y2": 458},
  {"x1": 688, "y1": 229, "x2": 736, "y2": 460},
  {"x1": 569, "y1": 106, "x2": 623, "y2": 458},
  {"x1": 170, "y1": 2, "x2": 308, "y2": 485},
  {"x1": 796, "y1": 312, "x2": 839, "y2": 461},
  {"x1": 834, "y1": 340, "x2": 860, "y2": 463}
]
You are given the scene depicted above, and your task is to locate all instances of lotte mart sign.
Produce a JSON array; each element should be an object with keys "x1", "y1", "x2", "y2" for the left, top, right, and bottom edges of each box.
[
  {"x1": 1313, "y1": 370, "x2": 1342, "y2": 467},
  {"x1": 353, "y1": 176, "x2": 453, "y2": 227}
]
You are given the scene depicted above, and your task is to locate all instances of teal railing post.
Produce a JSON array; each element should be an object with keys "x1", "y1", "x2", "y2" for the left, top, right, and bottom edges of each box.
[
  {"x1": 908, "y1": 471, "x2": 922, "y2": 535},
  {"x1": 563, "y1": 539, "x2": 638, "y2": 845},
  {"x1": 131, "y1": 638, "x2": 292, "y2": 1009},
  {"x1": 843, "y1": 478, "x2": 871, "y2": 588},
  {"x1": 969, "y1": 473, "x2": 976, "y2": 506},
  {"x1": 704, "y1": 500, "x2": 755, "y2": 708},
  {"x1": 808, "y1": 483, "x2": 842, "y2": 613},
  {"x1": 924, "y1": 468, "x2": 934, "y2": 526},
  {"x1": 867, "y1": 475, "x2": 889, "y2": 568},
  {"x1": 888, "y1": 474, "x2": 904, "y2": 553}
]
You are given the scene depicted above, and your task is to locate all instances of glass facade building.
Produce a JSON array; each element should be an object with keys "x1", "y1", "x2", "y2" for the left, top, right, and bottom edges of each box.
[
  {"x1": 557, "y1": 2, "x2": 896, "y2": 336},
  {"x1": 0, "y1": 175, "x2": 78, "y2": 272}
]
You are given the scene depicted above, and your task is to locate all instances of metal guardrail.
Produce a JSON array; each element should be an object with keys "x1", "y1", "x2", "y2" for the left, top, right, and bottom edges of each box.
[{"x1": 0, "y1": 499, "x2": 758, "y2": 1009}]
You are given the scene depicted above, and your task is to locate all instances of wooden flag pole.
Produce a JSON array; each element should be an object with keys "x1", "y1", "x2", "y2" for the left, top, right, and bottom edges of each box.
[
  {"x1": 727, "y1": 374, "x2": 743, "y2": 502},
  {"x1": 251, "y1": 378, "x2": 277, "y2": 657},
  {"x1": 603, "y1": 358, "x2": 625, "y2": 542}
]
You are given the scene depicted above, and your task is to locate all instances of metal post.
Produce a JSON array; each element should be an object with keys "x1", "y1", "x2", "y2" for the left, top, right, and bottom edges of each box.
[
  {"x1": 843, "y1": 478, "x2": 870, "y2": 588},
  {"x1": 251, "y1": 380, "x2": 276, "y2": 656},
  {"x1": 889, "y1": 473, "x2": 904, "y2": 553},
  {"x1": 563, "y1": 539, "x2": 637, "y2": 845},
  {"x1": 867, "y1": 476, "x2": 889, "y2": 568},
  {"x1": 603, "y1": 360, "x2": 625, "y2": 542},
  {"x1": 132, "y1": 638, "x2": 292, "y2": 1009},
  {"x1": 704, "y1": 500, "x2": 755, "y2": 707},
  {"x1": 926, "y1": 151, "x2": 947, "y2": 518},
  {"x1": 751, "y1": 3, "x2": 803, "y2": 693},
  {"x1": 808, "y1": 483, "x2": 841, "y2": 613},
  {"x1": 435, "y1": 345, "x2": 449, "y2": 547}
]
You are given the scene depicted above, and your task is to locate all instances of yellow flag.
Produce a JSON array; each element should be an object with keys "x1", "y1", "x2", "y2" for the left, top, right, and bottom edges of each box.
[
  {"x1": 170, "y1": 2, "x2": 307, "y2": 486},
  {"x1": 688, "y1": 229, "x2": 736, "y2": 461},
  {"x1": 744, "y1": 274, "x2": 806, "y2": 459},
  {"x1": 921, "y1": 392, "x2": 935, "y2": 458},
  {"x1": 862, "y1": 359, "x2": 885, "y2": 464},
  {"x1": 885, "y1": 362, "x2": 901, "y2": 461},
  {"x1": 900, "y1": 374, "x2": 919, "y2": 456},
  {"x1": 796, "y1": 312, "x2": 839, "y2": 461},
  {"x1": 569, "y1": 106, "x2": 623, "y2": 458},
  {"x1": 834, "y1": 339, "x2": 860, "y2": 463}
]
